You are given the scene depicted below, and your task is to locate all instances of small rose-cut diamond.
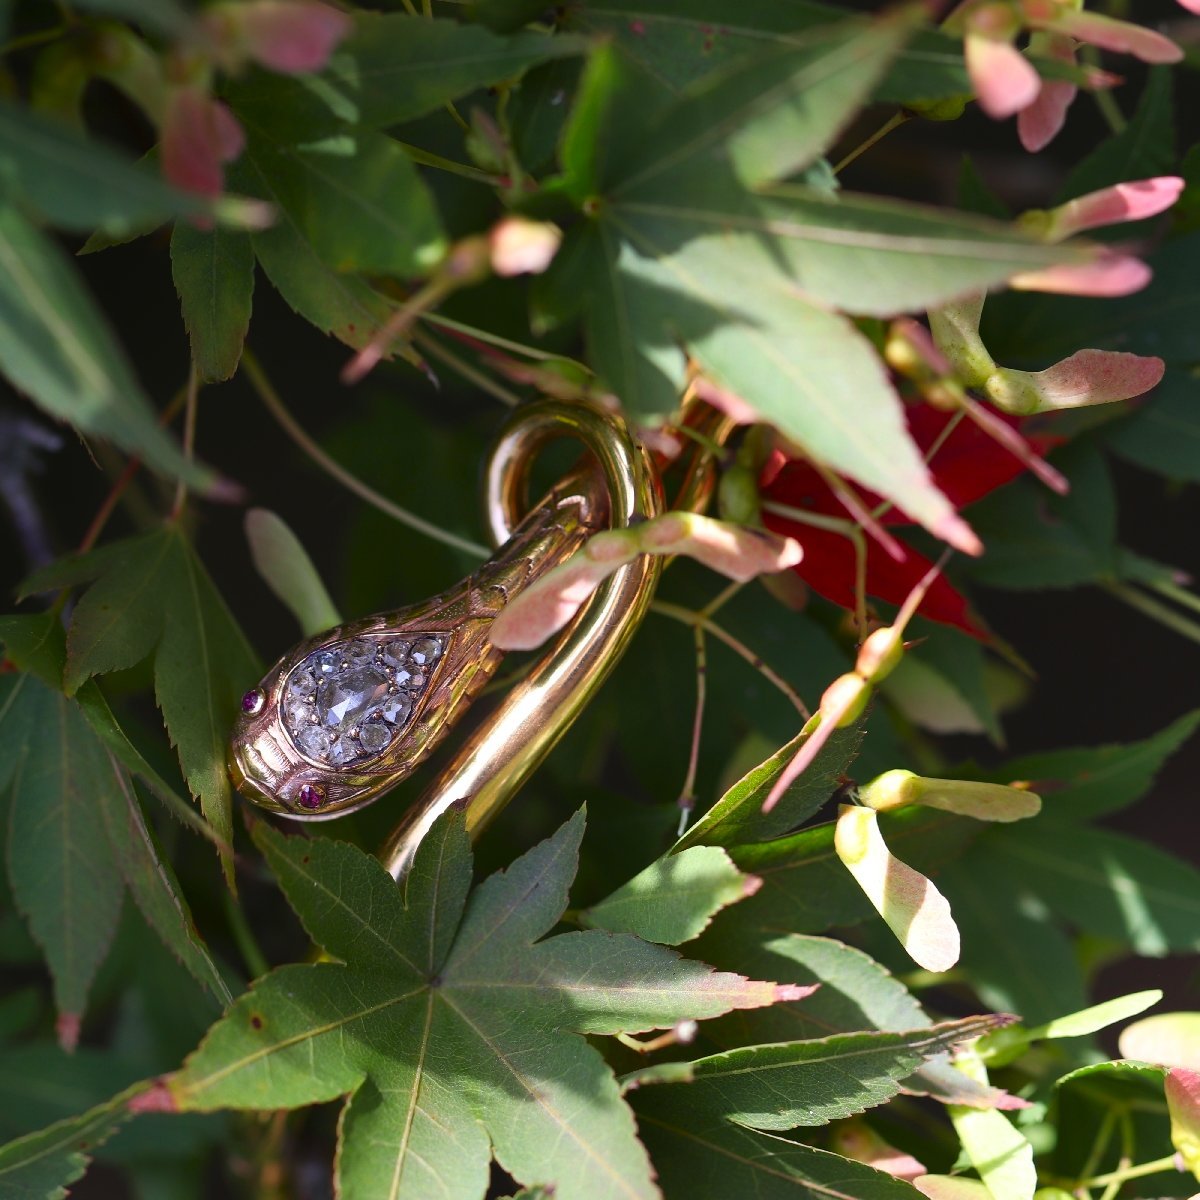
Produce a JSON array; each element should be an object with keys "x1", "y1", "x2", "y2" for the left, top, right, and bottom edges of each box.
[
  {"x1": 287, "y1": 668, "x2": 316, "y2": 698},
  {"x1": 359, "y1": 721, "x2": 391, "y2": 754},
  {"x1": 380, "y1": 691, "x2": 411, "y2": 725},
  {"x1": 383, "y1": 639, "x2": 410, "y2": 666},
  {"x1": 410, "y1": 636, "x2": 442, "y2": 666},
  {"x1": 346, "y1": 639, "x2": 376, "y2": 665},
  {"x1": 296, "y1": 725, "x2": 330, "y2": 758}
]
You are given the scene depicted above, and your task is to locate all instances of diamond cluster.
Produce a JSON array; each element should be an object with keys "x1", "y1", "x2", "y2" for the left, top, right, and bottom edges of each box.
[{"x1": 280, "y1": 634, "x2": 445, "y2": 767}]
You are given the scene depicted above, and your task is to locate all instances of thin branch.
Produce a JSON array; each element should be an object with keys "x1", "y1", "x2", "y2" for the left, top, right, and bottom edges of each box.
[
  {"x1": 422, "y1": 311, "x2": 571, "y2": 362},
  {"x1": 832, "y1": 110, "x2": 910, "y2": 175},
  {"x1": 812, "y1": 459, "x2": 906, "y2": 561},
  {"x1": 651, "y1": 599, "x2": 810, "y2": 718},
  {"x1": 677, "y1": 621, "x2": 707, "y2": 836},
  {"x1": 221, "y1": 883, "x2": 270, "y2": 980},
  {"x1": 1105, "y1": 581, "x2": 1200, "y2": 646},
  {"x1": 1147, "y1": 576, "x2": 1200, "y2": 617},
  {"x1": 241, "y1": 347, "x2": 489, "y2": 559},
  {"x1": 171, "y1": 363, "x2": 200, "y2": 520},
  {"x1": 1078, "y1": 1154, "x2": 1179, "y2": 1190},
  {"x1": 394, "y1": 142, "x2": 506, "y2": 186},
  {"x1": 412, "y1": 329, "x2": 521, "y2": 407},
  {"x1": 78, "y1": 383, "x2": 191, "y2": 553},
  {"x1": 761, "y1": 498, "x2": 869, "y2": 635}
]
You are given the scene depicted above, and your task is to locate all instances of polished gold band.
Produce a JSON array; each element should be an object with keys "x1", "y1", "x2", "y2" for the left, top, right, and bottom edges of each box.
[{"x1": 379, "y1": 399, "x2": 663, "y2": 879}]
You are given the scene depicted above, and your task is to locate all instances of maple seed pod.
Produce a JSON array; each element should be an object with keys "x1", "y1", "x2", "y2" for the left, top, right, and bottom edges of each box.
[
  {"x1": 858, "y1": 769, "x2": 921, "y2": 813},
  {"x1": 859, "y1": 771, "x2": 1042, "y2": 822},
  {"x1": 442, "y1": 235, "x2": 492, "y2": 284},
  {"x1": 905, "y1": 94, "x2": 970, "y2": 121},
  {"x1": 489, "y1": 216, "x2": 562, "y2": 277},
  {"x1": 883, "y1": 331, "x2": 927, "y2": 380},
  {"x1": 907, "y1": 777, "x2": 1041, "y2": 822},
  {"x1": 929, "y1": 296, "x2": 993, "y2": 388},
  {"x1": 1166, "y1": 1068, "x2": 1200, "y2": 1180},
  {"x1": 984, "y1": 367, "x2": 1044, "y2": 415},
  {"x1": 856, "y1": 625, "x2": 904, "y2": 683},
  {"x1": 718, "y1": 463, "x2": 762, "y2": 526},
  {"x1": 821, "y1": 672, "x2": 872, "y2": 728},
  {"x1": 834, "y1": 804, "x2": 961, "y2": 973},
  {"x1": 833, "y1": 803, "x2": 873, "y2": 865}
]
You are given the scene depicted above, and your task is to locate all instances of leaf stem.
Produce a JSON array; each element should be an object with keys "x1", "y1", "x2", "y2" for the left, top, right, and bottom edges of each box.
[
  {"x1": 959, "y1": 392, "x2": 1068, "y2": 494},
  {"x1": 869, "y1": 408, "x2": 967, "y2": 525},
  {"x1": 811, "y1": 460, "x2": 906, "y2": 562},
  {"x1": 394, "y1": 142, "x2": 506, "y2": 186},
  {"x1": 1077, "y1": 1104, "x2": 1117, "y2": 1189},
  {"x1": 1104, "y1": 581, "x2": 1200, "y2": 646},
  {"x1": 677, "y1": 621, "x2": 707, "y2": 836},
  {"x1": 651, "y1": 599, "x2": 809, "y2": 718},
  {"x1": 221, "y1": 885, "x2": 270, "y2": 981},
  {"x1": 0, "y1": 22, "x2": 69, "y2": 54},
  {"x1": 240, "y1": 347, "x2": 489, "y2": 559},
  {"x1": 1147, "y1": 576, "x2": 1200, "y2": 617},
  {"x1": 1078, "y1": 1153, "x2": 1179, "y2": 1189},
  {"x1": 1081, "y1": 46, "x2": 1127, "y2": 134},
  {"x1": 760, "y1": 499, "x2": 869, "y2": 635},
  {"x1": 422, "y1": 311, "x2": 571, "y2": 363},
  {"x1": 170, "y1": 363, "x2": 200, "y2": 520},
  {"x1": 700, "y1": 579, "x2": 744, "y2": 619},
  {"x1": 1098, "y1": 1109, "x2": 1135, "y2": 1200},
  {"x1": 832, "y1": 110, "x2": 910, "y2": 175},
  {"x1": 77, "y1": 384, "x2": 191, "y2": 553},
  {"x1": 412, "y1": 329, "x2": 521, "y2": 407}
]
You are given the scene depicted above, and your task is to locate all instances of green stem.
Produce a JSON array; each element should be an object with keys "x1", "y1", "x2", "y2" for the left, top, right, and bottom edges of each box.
[
  {"x1": 700, "y1": 579, "x2": 743, "y2": 619},
  {"x1": 870, "y1": 408, "x2": 966, "y2": 524},
  {"x1": 222, "y1": 886, "x2": 270, "y2": 981},
  {"x1": 760, "y1": 498, "x2": 869, "y2": 634},
  {"x1": 412, "y1": 329, "x2": 521, "y2": 408},
  {"x1": 241, "y1": 347, "x2": 489, "y2": 560},
  {"x1": 1078, "y1": 1105, "x2": 1117, "y2": 1188},
  {"x1": 1082, "y1": 45, "x2": 1127, "y2": 134},
  {"x1": 676, "y1": 620, "x2": 706, "y2": 836},
  {"x1": 170, "y1": 363, "x2": 200, "y2": 520},
  {"x1": 1098, "y1": 1109, "x2": 1136, "y2": 1200},
  {"x1": 832, "y1": 111, "x2": 910, "y2": 175},
  {"x1": 420, "y1": 312, "x2": 567, "y2": 363},
  {"x1": 1147, "y1": 576, "x2": 1200, "y2": 617},
  {"x1": 652, "y1": 600, "x2": 809, "y2": 718},
  {"x1": 1105, "y1": 581, "x2": 1200, "y2": 646},
  {"x1": 0, "y1": 22, "x2": 69, "y2": 54},
  {"x1": 76, "y1": 384, "x2": 191, "y2": 554},
  {"x1": 1079, "y1": 1153, "x2": 1179, "y2": 1189},
  {"x1": 671, "y1": 422, "x2": 728, "y2": 461},
  {"x1": 394, "y1": 142, "x2": 506, "y2": 186}
]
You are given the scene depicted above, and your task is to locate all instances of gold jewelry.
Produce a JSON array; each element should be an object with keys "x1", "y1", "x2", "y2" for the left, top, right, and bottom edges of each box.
[{"x1": 229, "y1": 397, "x2": 730, "y2": 877}]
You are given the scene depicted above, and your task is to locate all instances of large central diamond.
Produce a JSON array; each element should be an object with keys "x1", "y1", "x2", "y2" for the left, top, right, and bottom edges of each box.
[{"x1": 316, "y1": 666, "x2": 390, "y2": 730}]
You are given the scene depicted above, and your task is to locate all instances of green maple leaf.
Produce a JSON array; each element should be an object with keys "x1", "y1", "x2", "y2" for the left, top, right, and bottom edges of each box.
[
  {"x1": 0, "y1": 1079, "x2": 151, "y2": 1200},
  {"x1": 0, "y1": 615, "x2": 231, "y2": 1036},
  {"x1": 22, "y1": 527, "x2": 260, "y2": 874},
  {"x1": 170, "y1": 808, "x2": 796, "y2": 1199}
]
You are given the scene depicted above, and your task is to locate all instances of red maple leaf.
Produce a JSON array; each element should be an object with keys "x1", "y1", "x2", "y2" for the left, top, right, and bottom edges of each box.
[{"x1": 759, "y1": 406, "x2": 1061, "y2": 639}]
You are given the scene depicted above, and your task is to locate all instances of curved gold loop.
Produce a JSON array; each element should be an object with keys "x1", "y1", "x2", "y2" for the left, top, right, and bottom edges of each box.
[
  {"x1": 378, "y1": 400, "x2": 662, "y2": 879},
  {"x1": 228, "y1": 398, "x2": 664, "y2": 836}
]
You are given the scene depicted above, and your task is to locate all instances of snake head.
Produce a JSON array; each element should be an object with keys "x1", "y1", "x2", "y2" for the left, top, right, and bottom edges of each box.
[{"x1": 229, "y1": 615, "x2": 493, "y2": 818}]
